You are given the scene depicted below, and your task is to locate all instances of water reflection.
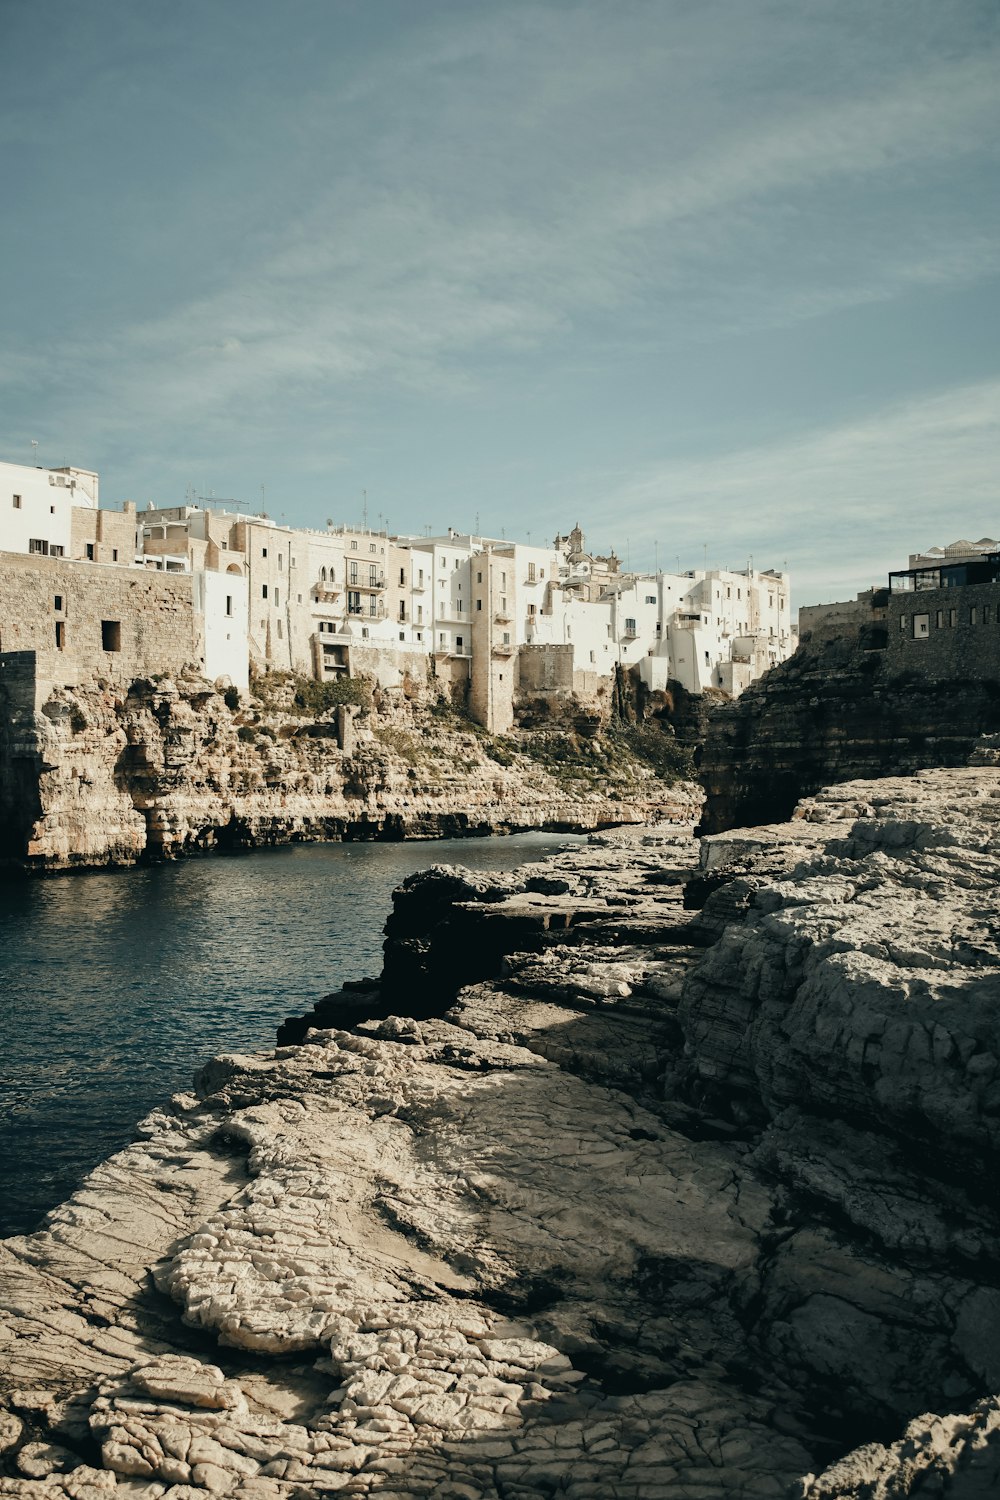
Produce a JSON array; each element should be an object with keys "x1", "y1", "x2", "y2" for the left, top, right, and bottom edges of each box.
[{"x1": 0, "y1": 834, "x2": 579, "y2": 1236}]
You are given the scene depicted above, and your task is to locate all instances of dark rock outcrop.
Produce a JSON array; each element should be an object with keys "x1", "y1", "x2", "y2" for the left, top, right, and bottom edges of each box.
[{"x1": 698, "y1": 628, "x2": 1000, "y2": 832}]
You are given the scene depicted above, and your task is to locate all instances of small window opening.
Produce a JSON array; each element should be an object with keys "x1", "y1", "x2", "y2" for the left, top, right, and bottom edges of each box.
[
  {"x1": 101, "y1": 620, "x2": 121, "y2": 652},
  {"x1": 55, "y1": 621, "x2": 66, "y2": 650}
]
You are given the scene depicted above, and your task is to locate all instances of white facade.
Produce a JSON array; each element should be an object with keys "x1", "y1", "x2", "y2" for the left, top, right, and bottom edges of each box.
[
  {"x1": 0, "y1": 460, "x2": 98, "y2": 560},
  {"x1": 195, "y1": 570, "x2": 250, "y2": 692}
]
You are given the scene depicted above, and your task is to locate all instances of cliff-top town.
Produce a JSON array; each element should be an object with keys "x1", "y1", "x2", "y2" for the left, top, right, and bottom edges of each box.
[{"x1": 0, "y1": 455, "x2": 794, "y2": 733}]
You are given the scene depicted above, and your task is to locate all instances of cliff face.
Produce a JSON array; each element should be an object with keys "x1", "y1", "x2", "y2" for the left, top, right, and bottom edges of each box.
[
  {"x1": 1, "y1": 768, "x2": 998, "y2": 1497},
  {"x1": 0, "y1": 670, "x2": 699, "y2": 871},
  {"x1": 698, "y1": 629, "x2": 1000, "y2": 832}
]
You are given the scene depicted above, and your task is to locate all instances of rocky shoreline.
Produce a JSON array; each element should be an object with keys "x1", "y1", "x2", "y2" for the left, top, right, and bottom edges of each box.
[
  {"x1": 0, "y1": 673, "x2": 698, "y2": 873},
  {"x1": 2, "y1": 767, "x2": 999, "y2": 1497}
]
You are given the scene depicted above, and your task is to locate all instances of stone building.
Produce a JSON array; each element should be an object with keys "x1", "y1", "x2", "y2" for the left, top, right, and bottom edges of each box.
[{"x1": 886, "y1": 546, "x2": 1000, "y2": 683}]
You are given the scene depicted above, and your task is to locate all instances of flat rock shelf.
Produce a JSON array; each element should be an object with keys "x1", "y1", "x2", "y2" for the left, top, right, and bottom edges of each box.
[{"x1": 2, "y1": 767, "x2": 999, "y2": 1497}]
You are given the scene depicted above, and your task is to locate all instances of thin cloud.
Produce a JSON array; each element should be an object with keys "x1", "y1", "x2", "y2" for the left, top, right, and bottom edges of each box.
[{"x1": 591, "y1": 381, "x2": 1000, "y2": 603}]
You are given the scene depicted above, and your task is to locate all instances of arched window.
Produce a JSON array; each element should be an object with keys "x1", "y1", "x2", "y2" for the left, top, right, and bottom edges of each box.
[{"x1": 320, "y1": 566, "x2": 327, "y2": 581}]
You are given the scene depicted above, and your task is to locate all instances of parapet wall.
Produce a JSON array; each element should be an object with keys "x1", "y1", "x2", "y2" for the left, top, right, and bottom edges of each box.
[{"x1": 0, "y1": 554, "x2": 199, "y2": 694}]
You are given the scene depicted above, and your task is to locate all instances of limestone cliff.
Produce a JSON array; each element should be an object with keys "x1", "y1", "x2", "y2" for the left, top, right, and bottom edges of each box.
[
  {"x1": 0, "y1": 668, "x2": 699, "y2": 871},
  {"x1": 1, "y1": 768, "x2": 998, "y2": 1496},
  {"x1": 698, "y1": 627, "x2": 1000, "y2": 832}
]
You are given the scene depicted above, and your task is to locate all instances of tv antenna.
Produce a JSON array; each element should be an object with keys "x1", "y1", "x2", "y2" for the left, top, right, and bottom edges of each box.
[{"x1": 31, "y1": 439, "x2": 38, "y2": 467}]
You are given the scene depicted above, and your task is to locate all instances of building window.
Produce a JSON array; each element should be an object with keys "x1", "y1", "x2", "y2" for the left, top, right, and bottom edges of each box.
[
  {"x1": 368, "y1": 595, "x2": 377, "y2": 616},
  {"x1": 274, "y1": 588, "x2": 279, "y2": 607},
  {"x1": 949, "y1": 609, "x2": 957, "y2": 626},
  {"x1": 276, "y1": 619, "x2": 283, "y2": 639},
  {"x1": 503, "y1": 631, "x2": 511, "y2": 645},
  {"x1": 262, "y1": 547, "x2": 268, "y2": 558},
  {"x1": 85, "y1": 543, "x2": 95, "y2": 560},
  {"x1": 970, "y1": 607, "x2": 978, "y2": 625},
  {"x1": 28, "y1": 538, "x2": 48, "y2": 554},
  {"x1": 226, "y1": 595, "x2": 233, "y2": 617},
  {"x1": 439, "y1": 632, "x2": 446, "y2": 647},
  {"x1": 899, "y1": 614, "x2": 907, "y2": 631},
  {"x1": 50, "y1": 505, "x2": 55, "y2": 514},
  {"x1": 348, "y1": 591, "x2": 361, "y2": 614},
  {"x1": 112, "y1": 548, "x2": 118, "y2": 562},
  {"x1": 456, "y1": 635, "x2": 463, "y2": 648},
  {"x1": 416, "y1": 631, "x2": 422, "y2": 642},
  {"x1": 912, "y1": 613, "x2": 930, "y2": 639},
  {"x1": 262, "y1": 584, "x2": 268, "y2": 599},
  {"x1": 369, "y1": 542, "x2": 377, "y2": 553},
  {"x1": 705, "y1": 650, "x2": 710, "y2": 664},
  {"x1": 349, "y1": 561, "x2": 358, "y2": 584},
  {"x1": 399, "y1": 602, "x2": 406, "y2": 621},
  {"x1": 936, "y1": 610, "x2": 944, "y2": 628},
  {"x1": 528, "y1": 562, "x2": 536, "y2": 581},
  {"x1": 50, "y1": 545, "x2": 64, "y2": 557},
  {"x1": 477, "y1": 571, "x2": 482, "y2": 583},
  {"x1": 399, "y1": 567, "x2": 406, "y2": 585},
  {"x1": 646, "y1": 595, "x2": 656, "y2": 604},
  {"x1": 351, "y1": 540, "x2": 358, "y2": 550},
  {"x1": 476, "y1": 599, "x2": 482, "y2": 611},
  {"x1": 361, "y1": 627, "x2": 369, "y2": 639},
  {"x1": 278, "y1": 554, "x2": 283, "y2": 570},
  {"x1": 55, "y1": 621, "x2": 66, "y2": 650},
  {"x1": 625, "y1": 617, "x2": 636, "y2": 634},
  {"x1": 12, "y1": 495, "x2": 21, "y2": 509},
  {"x1": 101, "y1": 620, "x2": 121, "y2": 652},
  {"x1": 589, "y1": 650, "x2": 595, "y2": 663},
  {"x1": 54, "y1": 595, "x2": 63, "y2": 612},
  {"x1": 369, "y1": 563, "x2": 379, "y2": 586},
  {"x1": 528, "y1": 603, "x2": 536, "y2": 616},
  {"x1": 501, "y1": 572, "x2": 507, "y2": 587}
]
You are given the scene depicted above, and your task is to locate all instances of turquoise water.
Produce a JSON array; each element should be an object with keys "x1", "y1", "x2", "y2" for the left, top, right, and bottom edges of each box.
[{"x1": 0, "y1": 833, "x2": 577, "y2": 1238}]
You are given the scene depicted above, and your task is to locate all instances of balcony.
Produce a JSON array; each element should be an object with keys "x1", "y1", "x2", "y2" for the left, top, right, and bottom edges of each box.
[
  {"x1": 492, "y1": 640, "x2": 515, "y2": 657},
  {"x1": 312, "y1": 583, "x2": 341, "y2": 603},
  {"x1": 494, "y1": 610, "x2": 512, "y2": 625},
  {"x1": 347, "y1": 602, "x2": 387, "y2": 620},
  {"x1": 346, "y1": 572, "x2": 385, "y2": 592}
]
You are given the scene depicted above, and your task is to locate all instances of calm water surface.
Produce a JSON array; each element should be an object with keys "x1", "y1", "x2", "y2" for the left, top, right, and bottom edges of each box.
[{"x1": 0, "y1": 833, "x2": 579, "y2": 1237}]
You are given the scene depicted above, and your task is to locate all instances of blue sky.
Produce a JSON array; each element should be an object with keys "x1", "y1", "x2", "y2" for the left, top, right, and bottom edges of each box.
[{"x1": 2, "y1": 0, "x2": 999, "y2": 604}]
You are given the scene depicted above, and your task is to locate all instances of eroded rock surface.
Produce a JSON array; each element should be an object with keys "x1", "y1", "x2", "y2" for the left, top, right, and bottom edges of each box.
[{"x1": 2, "y1": 772, "x2": 999, "y2": 1496}]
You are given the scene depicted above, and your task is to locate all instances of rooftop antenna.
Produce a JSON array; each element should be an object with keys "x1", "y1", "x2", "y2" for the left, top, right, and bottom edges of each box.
[
  {"x1": 31, "y1": 439, "x2": 38, "y2": 467},
  {"x1": 654, "y1": 539, "x2": 659, "y2": 573},
  {"x1": 362, "y1": 489, "x2": 368, "y2": 530},
  {"x1": 475, "y1": 511, "x2": 480, "y2": 535},
  {"x1": 703, "y1": 542, "x2": 708, "y2": 569},
  {"x1": 260, "y1": 484, "x2": 265, "y2": 511}
]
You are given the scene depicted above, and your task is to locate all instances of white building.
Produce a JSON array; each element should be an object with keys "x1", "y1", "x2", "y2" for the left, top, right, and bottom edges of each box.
[{"x1": 0, "y1": 459, "x2": 99, "y2": 560}]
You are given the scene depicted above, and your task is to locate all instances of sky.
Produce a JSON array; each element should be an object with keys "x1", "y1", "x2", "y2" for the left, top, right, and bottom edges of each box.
[{"x1": 2, "y1": 0, "x2": 999, "y2": 605}]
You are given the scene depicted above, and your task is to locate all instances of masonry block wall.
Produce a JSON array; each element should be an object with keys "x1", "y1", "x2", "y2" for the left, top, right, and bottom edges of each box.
[
  {"x1": 886, "y1": 582, "x2": 1000, "y2": 682},
  {"x1": 517, "y1": 644, "x2": 574, "y2": 693},
  {"x1": 0, "y1": 555, "x2": 200, "y2": 693}
]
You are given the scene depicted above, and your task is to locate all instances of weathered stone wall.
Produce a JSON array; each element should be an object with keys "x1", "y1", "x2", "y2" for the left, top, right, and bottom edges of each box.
[
  {"x1": 886, "y1": 579, "x2": 1000, "y2": 679},
  {"x1": 517, "y1": 643, "x2": 574, "y2": 693},
  {"x1": 0, "y1": 554, "x2": 199, "y2": 695}
]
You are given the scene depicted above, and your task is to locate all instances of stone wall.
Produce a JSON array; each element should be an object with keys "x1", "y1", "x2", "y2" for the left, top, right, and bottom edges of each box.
[
  {"x1": 0, "y1": 554, "x2": 199, "y2": 694},
  {"x1": 517, "y1": 643, "x2": 574, "y2": 694},
  {"x1": 886, "y1": 579, "x2": 1000, "y2": 680}
]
